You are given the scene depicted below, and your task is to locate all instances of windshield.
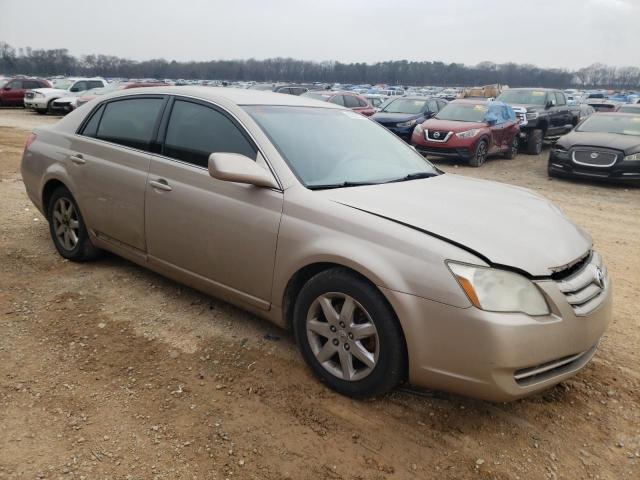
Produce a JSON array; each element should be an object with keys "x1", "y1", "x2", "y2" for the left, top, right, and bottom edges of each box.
[
  {"x1": 617, "y1": 105, "x2": 640, "y2": 114},
  {"x1": 577, "y1": 114, "x2": 640, "y2": 136},
  {"x1": 51, "y1": 79, "x2": 73, "y2": 90},
  {"x1": 244, "y1": 106, "x2": 438, "y2": 188},
  {"x1": 497, "y1": 90, "x2": 547, "y2": 106},
  {"x1": 435, "y1": 103, "x2": 487, "y2": 122},
  {"x1": 381, "y1": 98, "x2": 427, "y2": 114}
]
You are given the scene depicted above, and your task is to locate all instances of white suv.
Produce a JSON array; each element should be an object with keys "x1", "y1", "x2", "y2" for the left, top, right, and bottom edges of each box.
[{"x1": 24, "y1": 77, "x2": 108, "y2": 114}]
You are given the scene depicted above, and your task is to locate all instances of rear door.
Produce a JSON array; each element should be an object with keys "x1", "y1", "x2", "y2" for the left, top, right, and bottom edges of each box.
[
  {"x1": 70, "y1": 95, "x2": 167, "y2": 251},
  {"x1": 5, "y1": 79, "x2": 24, "y2": 105},
  {"x1": 144, "y1": 97, "x2": 283, "y2": 308}
]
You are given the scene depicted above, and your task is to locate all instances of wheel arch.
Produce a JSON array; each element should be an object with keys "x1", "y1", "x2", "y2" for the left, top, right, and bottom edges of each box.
[
  {"x1": 282, "y1": 261, "x2": 409, "y2": 379},
  {"x1": 42, "y1": 178, "x2": 70, "y2": 214}
]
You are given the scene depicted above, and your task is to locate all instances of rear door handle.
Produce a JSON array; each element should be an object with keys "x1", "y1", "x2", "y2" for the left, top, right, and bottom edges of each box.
[
  {"x1": 70, "y1": 154, "x2": 86, "y2": 165},
  {"x1": 149, "y1": 179, "x2": 173, "y2": 192}
]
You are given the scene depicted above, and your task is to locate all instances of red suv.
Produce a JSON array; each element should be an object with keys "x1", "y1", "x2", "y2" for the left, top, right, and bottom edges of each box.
[
  {"x1": 0, "y1": 77, "x2": 50, "y2": 106},
  {"x1": 302, "y1": 91, "x2": 376, "y2": 116},
  {"x1": 411, "y1": 99, "x2": 520, "y2": 167}
]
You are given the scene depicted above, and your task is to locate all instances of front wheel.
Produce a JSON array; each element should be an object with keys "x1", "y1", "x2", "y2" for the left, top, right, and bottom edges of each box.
[
  {"x1": 293, "y1": 268, "x2": 406, "y2": 398},
  {"x1": 47, "y1": 186, "x2": 101, "y2": 261},
  {"x1": 504, "y1": 136, "x2": 519, "y2": 159},
  {"x1": 526, "y1": 129, "x2": 543, "y2": 155},
  {"x1": 468, "y1": 140, "x2": 488, "y2": 167}
]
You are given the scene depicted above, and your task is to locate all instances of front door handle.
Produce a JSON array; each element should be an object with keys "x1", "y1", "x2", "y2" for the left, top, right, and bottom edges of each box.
[
  {"x1": 70, "y1": 154, "x2": 86, "y2": 165},
  {"x1": 149, "y1": 179, "x2": 173, "y2": 192}
]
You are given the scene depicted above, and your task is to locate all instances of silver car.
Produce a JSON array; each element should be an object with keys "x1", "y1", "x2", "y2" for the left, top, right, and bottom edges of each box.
[{"x1": 21, "y1": 87, "x2": 612, "y2": 401}]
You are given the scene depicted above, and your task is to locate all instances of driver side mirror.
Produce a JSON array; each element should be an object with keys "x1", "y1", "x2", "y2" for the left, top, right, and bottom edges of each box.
[
  {"x1": 208, "y1": 152, "x2": 278, "y2": 188},
  {"x1": 546, "y1": 99, "x2": 555, "y2": 109}
]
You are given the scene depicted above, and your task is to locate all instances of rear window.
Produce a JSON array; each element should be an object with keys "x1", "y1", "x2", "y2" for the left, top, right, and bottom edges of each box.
[{"x1": 95, "y1": 98, "x2": 165, "y2": 151}]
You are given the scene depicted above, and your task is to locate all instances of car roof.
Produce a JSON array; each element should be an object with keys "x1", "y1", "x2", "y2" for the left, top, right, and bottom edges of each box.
[{"x1": 105, "y1": 86, "x2": 344, "y2": 108}]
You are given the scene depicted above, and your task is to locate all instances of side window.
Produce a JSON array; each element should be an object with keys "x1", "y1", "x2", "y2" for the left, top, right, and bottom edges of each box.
[
  {"x1": 357, "y1": 97, "x2": 369, "y2": 108},
  {"x1": 70, "y1": 81, "x2": 87, "y2": 92},
  {"x1": 96, "y1": 98, "x2": 164, "y2": 151},
  {"x1": 87, "y1": 80, "x2": 105, "y2": 90},
  {"x1": 291, "y1": 87, "x2": 307, "y2": 95},
  {"x1": 163, "y1": 100, "x2": 256, "y2": 168},
  {"x1": 555, "y1": 92, "x2": 566, "y2": 106},
  {"x1": 80, "y1": 104, "x2": 105, "y2": 137},
  {"x1": 329, "y1": 95, "x2": 345, "y2": 106},
  {"x1": 428, "y1": 100, "x2": 438, "y2": 112},
  {"x1": 437, "y1": 100, "x2": 447, "y2": 110},
  {"x1": 343, "y1": 95, "x2": 360, "y2": 108},
  {"x1": 9, "y1": 80, "x2": 23, "y2": 89}
]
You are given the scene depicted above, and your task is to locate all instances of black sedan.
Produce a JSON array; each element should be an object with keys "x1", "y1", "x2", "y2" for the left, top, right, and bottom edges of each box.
[
  {"x1": 371, "y1": 96, "x2": 445, "y2": 142},
  {"x1": 548, "y1": 113, "x2": 640, "y2": 184}
]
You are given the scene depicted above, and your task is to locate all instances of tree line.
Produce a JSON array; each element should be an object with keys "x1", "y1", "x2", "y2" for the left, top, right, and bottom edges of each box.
[{"x1": 1, "y1": 42, "x2": 639, "y2": 89}]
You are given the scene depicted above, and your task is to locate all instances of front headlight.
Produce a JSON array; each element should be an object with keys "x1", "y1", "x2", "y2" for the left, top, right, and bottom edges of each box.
[
  {"x1": 623, "y1": 153, "x2": 640, "y2": 161},
  {"x1": 397, "y1": 119, "x2": 417, "y2": 128},
  {"x1": 35, "y1": 92, "x2": 45, "y2": 98},
  {"x1": 526, "y1": 112, "x2": 539, "y2": 120},
  {"x1": 447, "y1": 262, "x2": 550, "y2": 316},
  {"x1": 552, "y1": 146, "x2": 570, "y2": 159},
  {"x1": 414, "y1": 123, "x2": 424, "y2": 134},
  {"x1": 455, "y1": 129, "x2": 480, "y2": 139}
]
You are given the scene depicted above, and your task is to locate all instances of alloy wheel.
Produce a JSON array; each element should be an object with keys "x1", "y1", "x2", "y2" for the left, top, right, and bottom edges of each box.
[
  {"x1": 52, "y1": 197, "x2": 80, "y2": 251},
  {"x1": 476, "y1": 142, "x2": 487, "y2": 165},
  {"x1": 306, "y1": 293, "x2": 379, "y2": 381}
]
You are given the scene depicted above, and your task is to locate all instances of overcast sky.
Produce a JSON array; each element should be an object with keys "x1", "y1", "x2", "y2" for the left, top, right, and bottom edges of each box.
[{"x1": 1, "y1": 0, "x2": 638, "y2": 69}]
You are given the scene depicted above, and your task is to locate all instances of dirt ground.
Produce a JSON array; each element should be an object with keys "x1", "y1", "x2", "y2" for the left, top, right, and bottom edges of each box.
[{"x1": 0, "y1": 108, "x2": 639, "y2": 480}]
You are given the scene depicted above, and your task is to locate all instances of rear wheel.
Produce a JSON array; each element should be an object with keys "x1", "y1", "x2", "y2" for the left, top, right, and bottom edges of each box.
[
  {"x1": 47, "y1": 99, "x2": 56, "y2": 115},
  {"x1": 47, "y1": 186, "x2": 101, "y2": 262},
  {"x1": 526, "y1": 129, "x2": 543, "y2": 155},
  {"x1": 293, "y1": 268, "x2": 406, "y2": 398},
  {"x1": 468, "y1": 140, "x2": 488, "y2": 167},
  {"x1": 504, "y1": 136, "x2": 519, "y2": 159}
]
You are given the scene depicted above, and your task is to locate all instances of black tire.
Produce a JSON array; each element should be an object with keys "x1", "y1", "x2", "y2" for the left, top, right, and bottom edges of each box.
[
  {"x1": 504, "y1": 136, "x2": 519, "y2": 159},
  {"x1": 526, "y1": 129, "x2": 543, "y2": 155},
  {"x1": 293, "y1": 268, "x2": 406, "y2": 398},
  {"x1": 46, "y1": 186, "x2": 101, "y2": 262},
  {"x1": 468, "y1": 139, "x2": 488, "y2": 167},
  {"x1": 47, "y1": 99, "x2": 56, "y2": 115}
]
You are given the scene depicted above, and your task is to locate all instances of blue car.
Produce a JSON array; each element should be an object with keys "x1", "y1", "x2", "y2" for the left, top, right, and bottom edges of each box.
[{"x1": 371, "y1": 96, "x2": 447, "y2": 142}]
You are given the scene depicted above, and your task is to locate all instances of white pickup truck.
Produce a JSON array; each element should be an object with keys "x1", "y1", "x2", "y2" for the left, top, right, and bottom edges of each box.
[{"x1": 24, "y1": 77, "x2": 108, "y2": 114}]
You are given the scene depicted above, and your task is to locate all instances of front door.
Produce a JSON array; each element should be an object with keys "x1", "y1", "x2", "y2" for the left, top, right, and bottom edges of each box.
[{"x1": 144, "y1": 98, "x2": 283, "y2": 308}]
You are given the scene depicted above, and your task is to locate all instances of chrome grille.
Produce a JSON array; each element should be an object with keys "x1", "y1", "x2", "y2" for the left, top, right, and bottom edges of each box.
[
  {"x1": 512, "y1": 106, "x2": 527, "y2": 125},
  {"x1": 425, "y1": 130, "x2": 452, "y2": 142},
  {"x1": 572, "y1": 149, "x2": 618, "y2": 167},
  {"x1": 555, "y1": 251, "x2": 607, "y2": 316}
]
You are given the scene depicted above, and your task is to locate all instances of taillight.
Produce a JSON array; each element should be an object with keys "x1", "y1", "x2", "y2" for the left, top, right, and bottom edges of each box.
[{"x1": 24, "y1": 132, "x2": 37, "y2": 152}]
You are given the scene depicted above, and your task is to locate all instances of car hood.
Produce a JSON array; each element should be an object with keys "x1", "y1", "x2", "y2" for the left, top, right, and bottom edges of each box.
[
  {"x1": 30, "y1": 87, "x2": 69, "y2": 96},
  {"x1": 422, "y1": 118, "x2": 485, "y2": 132},
  {"x1": 372, "y1": 112, "x2": 423, "y2": 123},
  {"x1": 558, "y1": 130, "x2": 640, "y2": 154},
  {"x1": 319, "y1": 174, "x2": 591, "y2": 277},
  {"x1": 506, "y1": 103, "x2": 543, "y2": 113}
]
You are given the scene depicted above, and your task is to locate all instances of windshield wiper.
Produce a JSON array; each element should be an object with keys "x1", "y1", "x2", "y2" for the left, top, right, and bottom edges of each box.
[
  {"x1": 307, "y1": 181, "x2": 382, "y2": 190},
  {"x1": 383, "y1": 172, "x2": 439, "y2": 184}
]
